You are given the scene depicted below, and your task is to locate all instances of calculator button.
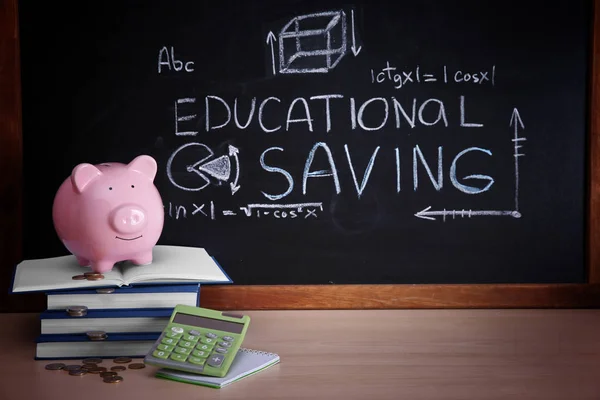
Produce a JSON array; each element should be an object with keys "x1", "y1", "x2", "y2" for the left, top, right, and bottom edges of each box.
[
  {"x1": 200, "y1": 337, "x2": 215, "y2": 345},
  {"x1": 157, "y1": 344, "x2": 175, "y2": 352},
  {"x1": 183, "y1": 334, "x2": 199, "y2": 342},
  {"x1": 189, "y1": 330, "x2": 201, "y2": 336},
  {"x1": 170, "y1": 353, "x2": 188, "y2": 362},
  {"x1": 152, "y1": 350, "x2": 170, "y2": 359},
  {"x1": 161, "y1": 337, "x2": 177, "y2": 345},
  {"x1": 174, "y1": 346, "x2": 192, "y2": 355},
  {"x1": 166, "y1": 331, "x2": 182, "y2": 339},
  {"x1": 196, "y1": 343, "x2": 214, "y2": 351},
  {"x1": 192, "y1": 350, "x2": 209, "y2": 358},
  {"x1": 222, "y1": 336, "x2": 234, "y2": 342},
  {"x1": 171, "y1": 326, "x2": 184, "y2": 334},
  {"x1": 179, "y1": 340, "x2": 195, "y2": 348},
  {"x1": 206, "y1": 332, "x2": 218, "y2": 339},
  {"x1": 187, "y1": 356, "x2": 206, "y2": 366},
  {"x1": 207, "y1": 354, "x2": 225, "y2": 367},
  {"x1": 215, "y1": 347, "x2": 228, "y2": 354},
  {"x1": 218, "y1": 341, "x2": 232, "y2": 348}
]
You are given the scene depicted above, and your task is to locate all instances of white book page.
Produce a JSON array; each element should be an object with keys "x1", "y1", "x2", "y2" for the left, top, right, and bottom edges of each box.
[
  {"x1": 12, "y1": 255, "x2": 125, "y2": 292},
  {"x1": 121, "y1": 245, "x2": 230, "y2": 284}
]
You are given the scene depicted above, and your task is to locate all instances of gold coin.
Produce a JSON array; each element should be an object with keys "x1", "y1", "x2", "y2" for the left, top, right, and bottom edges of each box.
[
  {"x1": 87, "y1": 367, "x2": 106, "y2": 374},
  {"x1": 128, "y1": 363, "x2": 146, "y2": 370},
  {"x1": 71, "y1": 275, "x2": 86, "y2": 280},
  {"x1": 69, "y1": 369, "x2": 87, "y2": 376},
  {"x1": 45, "y1": 363, "x2": 66, "y2": 370},
  {"x1": 113, "y1": 357, "x2": 132, "y2": 364},
  {"x1": 81, "y1": 364, "x2": 97, "y2": 372},
  {"x1": 66, "y1": 305, "x2": 88, "y2": 312},
  {"x1": 84, "y1": 272, "x2": 99, "y2": 276},
  {"x1": 63, "y1": 365, "x2": 82, "y2": 371},
  {"x1": 103, "y1": 375, "x2": 124, "y2": 383},
  {"x1": 82, "y1": 358, "x2": 102, "y2": 364},
  {"x1": 100, "y1": 371, "x2": 117, "y2": 377},
  {"x1": 86, "y1": 331, "x2": 108, "y2": 341},
  {"x1": 86, "y1": 274, "x2": 105, "y2": 281},
  {"x1": 110, "y1": 366, "x2": 126, "y2": 371}
]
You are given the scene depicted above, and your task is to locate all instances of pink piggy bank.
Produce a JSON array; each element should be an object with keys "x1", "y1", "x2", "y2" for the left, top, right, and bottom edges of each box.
[{"x1": 52, "y1": 155, "x2": 165, "y2": 273}]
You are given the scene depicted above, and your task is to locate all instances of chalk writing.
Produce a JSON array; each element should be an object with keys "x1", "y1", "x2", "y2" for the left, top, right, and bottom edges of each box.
[
  {"x1": 274, "y1": 11, "x2": 348, "y2": 74},
  {"x1": 198, "y1": 95, "x2": 488, "y2": 133},
  {"x1": 160, "y1": 8, "x2": 526, "y2": 226},
  {"x1": 166, "y1": 142, "x2": 241, "y2": 195},
  {"x1": 158, "y1": 46, "x2": 195, "y2": 73},
  {"x1": 165, "y1": 201, "x2": 324, "y2": 220},
  {"x1": 370, "y1": 63, "x2": 496, "y2": 89}
]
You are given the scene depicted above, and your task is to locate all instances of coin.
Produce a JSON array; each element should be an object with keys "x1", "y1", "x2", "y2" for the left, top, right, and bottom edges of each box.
[
  {"x1": 95, "y1": 288, "x2": 115, "y2": 294},
  {"x1": 71, "y1": 275, "x2": 86, "y2": 280},
  {"x1": 110, "y1": 366, "x2": 126, "y2": 371},
  {"x1": 45, "y1": 363, "x2": 66, "y2": 370},
  {"x1": 113, "y1": 357, "x2": 132, "y2": 364},
  {"x1": 103, "y1": 375, "x2": 123, "y2": 383},
  {"x1": 81, "y1": 364, "x2": 97, "y2": 371},
  {"x1": 63, "y1": 365, "x2": 83, "y2": 371},
  {"x1": 82, "y1": 358, "x2": 102, "y2": 364},
  {"x1": 128, "y1": 363, "x2": 146, "y2": 369},
  {"x1": 100, "y1": 371, "x2": 117, "y2": 378},
  {"x1": 84, "y1": 273, "x2": 105, "y2": 281},
  {"x1": 86, "y1": 331, "x2": 108, "y2": 341},
  {"x1": 66, "y1": 305, "x2": 88, "y2": 317},
  {"x1": 69, "y1": 369, "x2": 87, "y2": 376},
  {"x1": 87, "y1": 367, "x2": 106, "y2": 374}
]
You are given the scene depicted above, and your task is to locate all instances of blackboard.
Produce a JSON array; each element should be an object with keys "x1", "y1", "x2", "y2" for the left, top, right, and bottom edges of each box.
[{"x1": 19, "y1": 0, "x2": 591, "y2": 285}]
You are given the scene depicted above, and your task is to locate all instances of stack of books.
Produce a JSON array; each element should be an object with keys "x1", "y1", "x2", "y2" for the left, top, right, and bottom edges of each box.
[{"x1": 10, "y1": 245, "x2": 232, "y2": 360}]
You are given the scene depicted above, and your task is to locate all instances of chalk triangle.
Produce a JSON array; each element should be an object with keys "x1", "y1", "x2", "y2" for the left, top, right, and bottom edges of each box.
[{"x1": 198, "y1": 155, "x2": 231, "y2": 182}]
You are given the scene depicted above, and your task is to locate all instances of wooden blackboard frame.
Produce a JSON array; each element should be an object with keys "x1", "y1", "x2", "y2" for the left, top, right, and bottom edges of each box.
[{"x1": 1, "y1": 0, "x2": 600, "y2": 311}]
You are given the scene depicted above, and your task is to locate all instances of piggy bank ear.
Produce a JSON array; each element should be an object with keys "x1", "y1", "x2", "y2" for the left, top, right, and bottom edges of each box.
[
  {"x1": 127, "y1": 155, "x2": 157, "y2": 181},
  {"x1": 71, "y1": 163, "x2": 102, "y2": 194}
]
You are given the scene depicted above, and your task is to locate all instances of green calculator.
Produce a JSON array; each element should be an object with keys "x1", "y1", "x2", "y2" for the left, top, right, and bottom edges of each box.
[{"x1": 143, "y1": 305, "x2": 250, "y2": 377}]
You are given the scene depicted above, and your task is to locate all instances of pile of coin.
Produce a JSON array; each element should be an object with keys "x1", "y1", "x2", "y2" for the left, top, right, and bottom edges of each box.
[
  {"x1": 44, "y1": 356, "x2": 146, "y2": 384},
  {"x1": 72, "y1": 272, "x2": 105, "y2": 281},
  {"x1": 66, "y1": 305, "x2": 88, "y2": 317}
]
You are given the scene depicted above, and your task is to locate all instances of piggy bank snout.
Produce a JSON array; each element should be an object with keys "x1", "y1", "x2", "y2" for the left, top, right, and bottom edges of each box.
[{"x1": 110, "y1": 204, "x2": 147, "y2": 235}]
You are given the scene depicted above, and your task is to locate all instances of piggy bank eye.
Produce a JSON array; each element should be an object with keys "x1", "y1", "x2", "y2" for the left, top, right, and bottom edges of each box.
[
  {"x1": 109, "y1": 187, "x2": 113, "y2": 190},
  {"x1": 131, "y1": 185, "x2": 135, "y2": 188}
]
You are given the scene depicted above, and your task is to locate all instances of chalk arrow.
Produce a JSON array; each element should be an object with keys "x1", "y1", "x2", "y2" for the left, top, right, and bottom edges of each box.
[
  {"x1": 350, "y1": 10, "x2": 362, "y2": 56},
  {"x1": 509, "y1": 108, "x2": 525, "y2": 130},
  {"x1": 266, "y1": 31, "x2": 277, "y2": 75},
  {"x1": 228, "y1": 145, "x2": 241, "y2": 195},
  {"x1": 415, "y1": 206, "x2": 521, "y2": 222}
]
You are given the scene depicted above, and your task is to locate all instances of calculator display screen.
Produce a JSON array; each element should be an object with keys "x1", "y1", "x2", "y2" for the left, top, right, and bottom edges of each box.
[{"x1": 172, "y1": 312, "x2": 245, "y2": 333}]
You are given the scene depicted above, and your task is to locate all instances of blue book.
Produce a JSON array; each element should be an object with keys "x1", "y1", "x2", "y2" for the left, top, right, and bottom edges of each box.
[
  {"x1": 10, "y1": 245, "x2": 232, "y2": 294},
  {"x1": 45, "y1": 283, "x2": 200, "y2": 310},
  {"x1": 40, "y1": 308, "x2": 174, "y2": 335},
  {"x1": 35, "y1": 332, "x2": 160, "y2": 360}
]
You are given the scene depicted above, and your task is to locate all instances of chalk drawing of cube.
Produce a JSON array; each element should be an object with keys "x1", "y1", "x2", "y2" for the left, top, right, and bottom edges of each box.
[{"x1": 278, "y1": 11, "x2": 347, "y2": 74}]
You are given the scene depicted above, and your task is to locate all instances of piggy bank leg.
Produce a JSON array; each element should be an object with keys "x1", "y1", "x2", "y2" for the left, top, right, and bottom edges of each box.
[
  {"x1": 76, "y1": 256, "x2": 90, "y2": 267},
  {"x1": 90, "y1": 261, "x2": 115, "y2": 274},
  {"x1": 131, "y1": 251, "x2": 153, "y2": 266}
]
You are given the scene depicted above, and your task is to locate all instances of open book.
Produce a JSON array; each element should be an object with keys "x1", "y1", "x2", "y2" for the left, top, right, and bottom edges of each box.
[{"x1": 11, "y1": 245, "x2": 232, "y2": 293}]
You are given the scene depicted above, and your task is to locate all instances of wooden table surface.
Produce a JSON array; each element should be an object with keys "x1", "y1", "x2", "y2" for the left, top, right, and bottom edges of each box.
[{"x1": 1, "y1": 309, "x2": 600, "y2": 399}]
